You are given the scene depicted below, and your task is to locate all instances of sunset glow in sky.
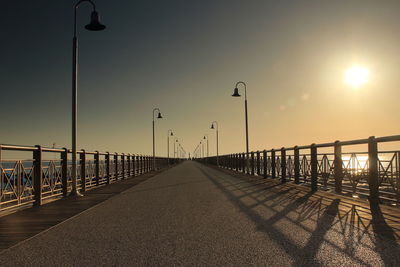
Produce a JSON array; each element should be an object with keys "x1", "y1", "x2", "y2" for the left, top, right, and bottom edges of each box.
[{"x1": 0, "y1": 0, "x2": 399, "y2": 156}]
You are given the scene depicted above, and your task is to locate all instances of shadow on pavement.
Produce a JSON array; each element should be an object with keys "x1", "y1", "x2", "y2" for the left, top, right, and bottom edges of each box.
[{"x1": 198, "y1": 164, "x2": 400, "y2": 266}]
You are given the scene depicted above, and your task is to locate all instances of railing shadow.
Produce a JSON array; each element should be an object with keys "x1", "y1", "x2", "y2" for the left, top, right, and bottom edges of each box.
[{"x1": 198, "y1": 165, "x2": 400, "y2": 266}]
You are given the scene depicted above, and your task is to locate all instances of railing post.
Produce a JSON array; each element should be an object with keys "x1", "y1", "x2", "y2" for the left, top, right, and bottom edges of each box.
[
  {"x1": 235, "y1": 153, "x2": 239, "y2": 172},
  {"x1": 242, "y1": 152, "x2": 246, "y2": 173},
  {"x1": 256, "y1": 151, "x2": 260, "y2": 175},
  {"x1": 33, "y1": 145, "x2": 43, "y2": 206},
  {"x1": 263, "y1": 150, "x2": 267, "y2": 178},
  {"x1": 310, "y1": 144, "x2": 318, "y2": 191},
  {"x1": 106, "y1": 152, "x2": 110, "y2": 184},
  {"x1": 294, "y1": 146, "x2": 300, "y2": 184},
  {"x1": 62, "y1": 148, "x2": 68, "y2": 196},
  {"x1": 251, "y1": 152, "x2": 255, "y2": 175},
  {"x1": 114, "y1": 153, "x2": 118, "y2": 180},
  {"x1": 334, "y1": 141, "x2": 343, "y2": 193},
  {"x1": 133, "y1": 155, "x2": 136, "y2": 176},
  {"x1": 121, "y1": 153, "x2": 125, "y2": 179},
  {"x1": 368, "y1": 136, "x2": 379, "y2": 202},
  {"x1": 127, "y1": 154, "x2": 131, "y2": 177},
  {"x1": 281, "y1": 147, "x2": 286, "y2": 183},
  {"x1": 271, "y1": 149, "x2": 276, "y2": 178},
  {"x1": 95, "y1": 151, "x2": 100, "y2": 187},
  {"x1": 80, "y1": 149, "x2": 86, "y2": 192},
  {"x1": 136, "y1": 155, "x2": 142, "y2": 175},
  {"x1": 140, "y1": 155, "x2": 143, "y2": 174}
]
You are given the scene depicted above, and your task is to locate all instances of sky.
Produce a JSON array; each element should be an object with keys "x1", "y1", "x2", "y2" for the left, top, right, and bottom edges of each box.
[{"x1": 1, "y1": 0, "x2": 400, "y2": 157}]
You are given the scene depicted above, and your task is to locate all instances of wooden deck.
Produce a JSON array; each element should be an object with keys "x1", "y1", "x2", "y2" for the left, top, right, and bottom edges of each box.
[{"x1": 0, "y1": 169, "x2": 167, "y2": 250}]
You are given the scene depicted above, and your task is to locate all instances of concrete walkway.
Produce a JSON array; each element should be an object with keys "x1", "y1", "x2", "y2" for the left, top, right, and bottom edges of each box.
[{"x1": 1, "y1": 161, "x2": 400, "y2": 266}]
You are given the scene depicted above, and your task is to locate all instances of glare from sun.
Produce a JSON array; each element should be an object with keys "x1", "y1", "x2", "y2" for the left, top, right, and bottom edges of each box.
[{"x1": 345, "y1": 66, "x2": 369, "y2": 87}]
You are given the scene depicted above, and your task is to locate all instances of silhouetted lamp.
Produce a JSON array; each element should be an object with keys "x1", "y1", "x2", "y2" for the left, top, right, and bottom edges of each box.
[
  {"x1": 71, "y1": 0, "x2": 106, "y2": 196},
  {"x1": 152, "y1": 108, "x2": 164, "y2": 170},
  {"x1": 167, "y1": 130, "x2": 174, "y2": 164},
  {"x1": 232, "y1": 87, "x2": 241, "y2": 97},
  {"x1": 231, "y1": 81, "x2": 249, "y2": 172},
  {"x1": 85, "y1": 11, "x2": 106, "y2": 31},
  {"x1": 210, "y1": 121, "x2": 219, "y2": 166}
]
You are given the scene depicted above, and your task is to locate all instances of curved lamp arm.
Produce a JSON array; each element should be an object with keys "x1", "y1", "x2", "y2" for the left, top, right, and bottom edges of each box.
[
  {"x1": 211, "y1": 121, "x2": 218, "y2": 131},
  {"x1": 74, "y1": 0, "x2": 96, "y2": 36},
  {"x1": 235, "y1": 81, "x2": 247, "y2": 101},
  {"x1": 153, "y1": 108, "x2": 161, "y2": 121}
]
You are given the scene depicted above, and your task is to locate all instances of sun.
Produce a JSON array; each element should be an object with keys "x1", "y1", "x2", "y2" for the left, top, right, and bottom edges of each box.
[{"x1": 345, "y1": 66, "x2": 369, "y2": 87}]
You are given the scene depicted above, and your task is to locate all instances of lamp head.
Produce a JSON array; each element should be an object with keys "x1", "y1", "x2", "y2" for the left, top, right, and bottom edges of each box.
[
  {"x1": 85, "y1": 11, "x2": 106, "y2": 31},
  {"x1": 203, "y1": 136, "x2": 206, "y2": 139},
  {"x1": 170, "y1": 132, "x2": 173, "y2": 136},
  {"x1": 210, "y1": 124, "x2": 214, "y2": 129},
  {"x1": 157, "y1": 112, "x2": 163, "y2": 119},
  {"x1": 232, "y1": 87, "x2": 241, "y2": 97}
]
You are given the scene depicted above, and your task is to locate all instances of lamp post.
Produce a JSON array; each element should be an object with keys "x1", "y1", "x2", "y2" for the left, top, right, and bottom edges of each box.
[
  {"x1": 232, "y1": 81, "x2": 249, "y2": 172},
  {"x1": 174, "y1": 138, "x2": 178, "y2": 158},
  {"x1": 71, "y1": 0, "x2": 106, "y2": 196},
  {"x1": 152, "y1": 108, "x2": 163, "y2": 170},
  {"x1": 201, "y1": 141, "x2": 204, "y2": 158},
  {"x1": 203, "y1": 134, "x2": 209, "y2": 157},
  {"x1": 167, "y1": 130, "x2": 173, "y2": 165},
  {"x1": 211, "y1": 121, "x2": 219, "y2": 166}
]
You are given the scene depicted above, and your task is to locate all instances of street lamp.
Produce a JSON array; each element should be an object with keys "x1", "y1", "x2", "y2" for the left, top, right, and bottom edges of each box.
[
  {"x1": 167, "y1": 130, "x2": 173, "y2": 165},
  {"x1": 71, "y1": 0, "x2": 106, "y2": 196},
  {"x1": 232, "y1": 81, "x2": 249, "y2": 173},
  {"x1": 200, "y1": 141, "x2": 204, "y2": 158},
  {"x1": 211, "y1": 121, "x2": 219, "y2": 166},
  {"x1": 152, "y1": 108, "x2": 163, "y2": 170},
  {"x1": 203, "y1": 134, "x2": 209, "y2": 158}
]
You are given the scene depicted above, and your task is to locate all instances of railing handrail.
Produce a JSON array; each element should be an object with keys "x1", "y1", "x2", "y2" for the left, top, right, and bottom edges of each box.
[{"x1": 0, "y1": 143, "x2": 171, "y2": 158}]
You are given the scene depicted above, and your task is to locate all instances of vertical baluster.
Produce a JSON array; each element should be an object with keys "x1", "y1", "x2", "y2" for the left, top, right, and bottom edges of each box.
[
  {"x1": 127, "y1": 154, "x2": 131, "y2": 177},
  {"x1": 294, "y1": 146, "x2": 300, "y2": 184},
  {"x1": 311, "y1": 144, "x2": 318, "y2": 191},
  {"x1": 140, "y1": 155, "x2": 143, "y2": 174},
  {"x1": 133, "y1": 155, "x2": 136, "y2": 176},
  {"x1": 257, "y1": 151, "x2": 260, "y2": 175},
  {"x1": 62, "y1": 148, "x2": 68, "y2": 196},
  {"x1": 263, "y1": 150, "x2": 267, "y2": 178},
  {"x1": 242, "y1": 153, "x2": 246, "y2": 173},
  {"x1": 368, "y1": 136, "x2": 379, "y2": 202},
  {"x1": 251, "y1": 152, "x2": 255, "y2": 175},
  {"x1": 106, "y1": 152, "x2": 110, "y2": 184},
  {"x1": 334, "y1": 141, "x2": 343, "y2": 193},
  {"x1": 271, "y1": 149, "x2": 276, "y2": 178},
  {"x1": 33, "y1": 145, "x2": 43, "y2": 206},
  {"x1": 80, "y1": 149, "x2": 86, "y2": 192},
  {"x1": 114, "y1": 153, "x2": 118, "y2": 181},
  {"x1": 235, "y1": 153, "x2": 239, "y2": 172},
  {"x1": 281, "y1": 147, "x2": 286, "y2": 183},
  {"x1": 121, "y1": 153, "x2": 125, "y2": 179},
  {"x1": 95, "y1": 151, "x2": 100, "y2": 187}
]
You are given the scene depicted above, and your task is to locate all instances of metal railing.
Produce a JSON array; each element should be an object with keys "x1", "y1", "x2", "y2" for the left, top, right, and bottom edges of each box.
[
  {"x1": 200, "y1": 135, "x2": 400, "y2": 205},
  {"x1": 0, "y1": 144, "x2": 182, "y2": 212}
]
